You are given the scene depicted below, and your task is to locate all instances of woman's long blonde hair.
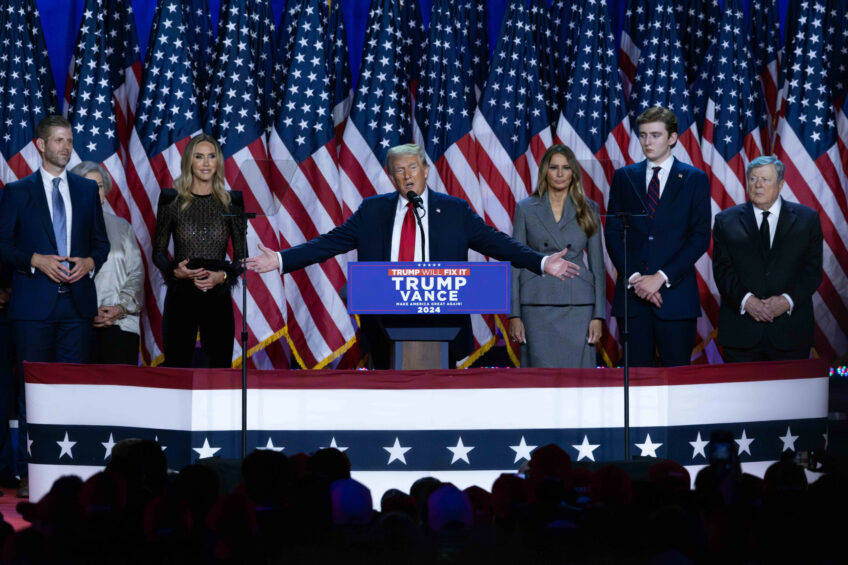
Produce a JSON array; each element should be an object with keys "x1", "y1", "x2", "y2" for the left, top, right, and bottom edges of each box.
[
  {"x1": 173, "y1": 134, "x2": 231, "y2": 211},
  {"x1": 533, "y1": 144, "x2": 598, "y2": 237}
]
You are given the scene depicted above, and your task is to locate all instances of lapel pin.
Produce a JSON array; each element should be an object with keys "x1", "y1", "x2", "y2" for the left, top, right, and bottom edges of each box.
[
  {"x1": 678, "y1": 173, "x2": 683, "y2": 178},
  {"x1": 435, "y1": 208, "x2": 441, "y2": 213}
]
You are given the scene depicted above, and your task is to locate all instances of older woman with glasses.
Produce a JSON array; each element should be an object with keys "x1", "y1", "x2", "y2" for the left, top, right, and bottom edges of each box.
[{"x1": 70, "y1": 161, "x2": 144, "y2": 364}]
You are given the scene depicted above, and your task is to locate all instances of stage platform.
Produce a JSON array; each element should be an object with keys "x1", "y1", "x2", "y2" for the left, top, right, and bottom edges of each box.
[{"x1": 24, "y1": 360, "x2": 829, "y2": 504}]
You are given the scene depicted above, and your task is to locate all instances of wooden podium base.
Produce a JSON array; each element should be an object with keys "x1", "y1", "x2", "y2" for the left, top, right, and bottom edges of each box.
[
  {"x1": 385, "y1": 326, "x2": 459, "y2": 370},
  {"x1": 393, "y1": 341, "x2": 447, "y2": 370}
]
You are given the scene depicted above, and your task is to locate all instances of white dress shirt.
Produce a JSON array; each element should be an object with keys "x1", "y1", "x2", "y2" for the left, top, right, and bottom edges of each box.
[
  {"x1": 628, "y1": 156, "x2": 675, "y2": 287},
  {"x1": 754, "y1": 197, "x2": 781, "y2": 248},
  {"x1": 643, "y1": 154, "x2": 674, "y2": 198},
  {"x1": 740, "y1": 197, "x2": 794, "y2": 315}
]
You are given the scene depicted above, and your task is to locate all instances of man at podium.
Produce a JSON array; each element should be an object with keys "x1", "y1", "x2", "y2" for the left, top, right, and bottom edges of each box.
[{"x1": 246, "y1": 144, "x2": 579, "y2": 367}]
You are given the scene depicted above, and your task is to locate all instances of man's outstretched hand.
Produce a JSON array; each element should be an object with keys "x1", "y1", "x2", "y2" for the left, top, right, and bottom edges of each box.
[
  {"x1": 244, "y1": 243, "x2": 280, "y2": 274},
  {"x1": 544, "y1": 247, "x2": 580, "y2": 280}
]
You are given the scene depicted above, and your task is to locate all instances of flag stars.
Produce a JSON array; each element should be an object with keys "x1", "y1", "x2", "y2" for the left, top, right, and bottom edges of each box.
[
  {"x1": 635, "y1": 433, "x2": 663, "y2": 458},
  {"x1": 384, "y1": 437, "x2": 411, "y2": 465},
  {"x1": 509, "y1": 436, "x2": 537, "y2": 464},
  {"x1": 735, "y1": 429, "x2": 755, "y2": 456},
  {"x1": 447, "y1": 437, "x2": 474, "y2": 464},
  {"x1": 57, "y1": 432, "x2": 77, "y2": 459}
]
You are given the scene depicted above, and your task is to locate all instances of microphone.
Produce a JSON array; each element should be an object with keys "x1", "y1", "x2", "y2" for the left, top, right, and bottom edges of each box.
[{"x1": 405, "y1": 190, "x2": 424, "y2": 209}]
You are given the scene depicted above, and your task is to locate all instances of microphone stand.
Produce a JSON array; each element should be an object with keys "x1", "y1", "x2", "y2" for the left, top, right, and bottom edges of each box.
[
  {"x1": 617, "y1": 212, "x2": 634, "y2": 460},
  {"x1": 225, "y1": 209, "x2": 256, "y2": 459},
  {"x1": 413, "y1": 205, "x2": 426, "y2": 260},
  {"x1": 406, "y1": 190, "x2": 427, "y2": 260},
  {"x1": 604, "y1": 183, "x2": 648, "y2": 461}
]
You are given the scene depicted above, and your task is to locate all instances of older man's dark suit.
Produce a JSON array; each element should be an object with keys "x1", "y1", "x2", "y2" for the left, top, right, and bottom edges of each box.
[
  {"x1": 281, "y1": 190, "x2": 544, "y2": 366},
  {"x1": 604, "y1": 158, "x2": 711, "y2": 366},
  {"x1": 712, "y1": 199, "x2": 822, "y2": 359}
]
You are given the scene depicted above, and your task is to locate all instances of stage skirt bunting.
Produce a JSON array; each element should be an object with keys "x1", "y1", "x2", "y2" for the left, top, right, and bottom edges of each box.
[{"x1": 25, "y1": 360, "x2": 828, "y2": 503}]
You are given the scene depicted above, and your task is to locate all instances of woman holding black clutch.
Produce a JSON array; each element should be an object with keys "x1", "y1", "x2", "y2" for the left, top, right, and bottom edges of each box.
[{"x1": 153, "y1": 134, "x2": 245, "y2": 367}]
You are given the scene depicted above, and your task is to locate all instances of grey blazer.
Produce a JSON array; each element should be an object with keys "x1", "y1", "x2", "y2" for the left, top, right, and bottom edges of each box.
[{"x1": 510, "y1": 193, "x2": 605, "y2": 319}]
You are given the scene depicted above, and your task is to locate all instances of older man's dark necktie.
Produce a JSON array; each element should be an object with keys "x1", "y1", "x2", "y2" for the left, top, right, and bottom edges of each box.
[{"x1": 760, "y1": 210, "x2": 770, "y2": 250}]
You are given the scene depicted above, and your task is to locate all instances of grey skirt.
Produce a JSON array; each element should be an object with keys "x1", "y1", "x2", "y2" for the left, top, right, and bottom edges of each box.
[{"x1": 519, "y1": 304, "x2": 596, "y2": 368}]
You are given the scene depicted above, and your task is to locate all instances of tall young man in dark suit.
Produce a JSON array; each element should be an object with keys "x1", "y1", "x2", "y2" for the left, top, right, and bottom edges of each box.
[
  {"x1": 604, "y1": 107, "x2": 711, "y2": 366},
  {"x1": 713, "y1": 156, "x2": 823, "y2": 362},
  {"x1": 0, "y1": 115, "x2": 110, "y2": 493},
  {"x1": 246, "y1": 144, "x2": 581, "y2": 367}
]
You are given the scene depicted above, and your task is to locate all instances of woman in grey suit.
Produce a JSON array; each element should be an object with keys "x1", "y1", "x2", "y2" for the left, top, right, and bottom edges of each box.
[{"x1": 508, "y1": 145, "x2": 605, "y2": 367}]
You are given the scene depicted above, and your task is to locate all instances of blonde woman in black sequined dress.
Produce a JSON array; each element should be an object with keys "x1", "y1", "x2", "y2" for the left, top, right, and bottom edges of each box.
[{"x1": 153, "y1": 134, "x2": 245, "y2": 367}]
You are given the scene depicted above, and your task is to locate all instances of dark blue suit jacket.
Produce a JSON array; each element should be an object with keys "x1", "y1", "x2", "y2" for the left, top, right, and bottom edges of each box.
[
  {"x1": 281, "y1": 190, "x2": 544, "y2": 272},
  {"x1": 281, "y1": 189, "x2": 544, "y2": 360},
  {"x1": 604, "y1": 158, "x2": 710, "y2": 320},
  {"x1": 0, "y1": 171, "x2": 109, "y2": 320}
]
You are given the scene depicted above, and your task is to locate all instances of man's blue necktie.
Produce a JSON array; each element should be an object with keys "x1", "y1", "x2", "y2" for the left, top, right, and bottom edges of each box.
[{"x1": 52, "y1": 177, "x2": 67, "y2": 259}]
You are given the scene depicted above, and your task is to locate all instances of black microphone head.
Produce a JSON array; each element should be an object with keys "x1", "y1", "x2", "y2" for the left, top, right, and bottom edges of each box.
[{"x1": 405, "y1": 190, "x2": 417, "y2": 202}]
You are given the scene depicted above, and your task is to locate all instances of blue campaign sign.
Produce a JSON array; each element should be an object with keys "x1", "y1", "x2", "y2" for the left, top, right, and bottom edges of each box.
[{"x1": 347, "y1": 262, "x2": 510, "y2": 315}]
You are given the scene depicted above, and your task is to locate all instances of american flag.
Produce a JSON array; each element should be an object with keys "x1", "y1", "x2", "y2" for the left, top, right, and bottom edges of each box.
[
  {"x1": 325, "y1": 0, "x2": 353, "y2": 148},
  {"x1": 456, "y1": 0, "x2": 488, "y2": 104},
  {"x1": 123, "y1": 0, "x2": 202, "y2": 365},
  {"x1": 749, "y1": 0, "x2": 781, "y2": 153},
  {"x1": 413, "y1": 0, "x2": 479, "y2": 209},
  {"x1": 696, "y1": 0, "x2": 765, "y2": 211},
  {"x1": 528, "y1": 0, "x2": 561, "y2": 128},
  {"x1": 554, "y1": 0, "x2": 632, "y2": 367},
  {"x1": 472, "y1": 0, "x2": 551, "y2": 237},
  {"x1": 182, "y1": 0, "x2": 215, "y2": 114},
  {"x1": 471, "y1": 0, "x2": 552, "y2": 367},
  {"x1": 671, "y1": 0, "x2": 719, "y2": 87},
  {"x1": 64, "y1": 0, "x2": 141, "y2": 247},
  {"x1": 823, "y1": 0, "x2": 847, "y2": 102},
  {"x1": 0, "y1": 0, "x2": 58, "y2": 186},
  {"x1": 249, "y1": 0, "x2": 282, "y2": 132},
  {"x1": 337, "y1": 0, "x2": 414, "y2": 217},
  {"x1": 618, "y1": 0, "x2": 652, "y2": 100},
  {"x1": 625, "y1": 0, "x2": 703, "y2": 167},
  {"x1": 267, "y1": 0, "x2": 357, "y2": 370},
  {"x1": 399, "y1": 0, "x2": 426, "y2": 98},
  {"x1": 204, "y1": 0, "x2": 289, "y2": 368},
  {"x1": 65, "y1": 0, "x2": 142, "y2": 156},
  {"x1": 550, "y1": 0, "x2": 583, "y2": 71},
  {"x1": 412, "y1": 0, "x2": 499, "y2": 367},
  {"x1": 276, "y1": 0, "x2": 300, "y2": 77},
  {"x1": 772, "y1": 0, "x2": 848, "y2": 361},
  {"x1": 696, "y1": 0, "x2": 767, "y2": 363},
  {"x1": 625, "y1": 0, "x2": 722, "y2": 363}
]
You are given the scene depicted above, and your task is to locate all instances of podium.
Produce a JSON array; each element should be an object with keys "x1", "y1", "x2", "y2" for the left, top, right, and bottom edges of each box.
[
  {"x1": 384, "y1": 326, "x2": 460, "y2": 369},
  {"x1": 347, "y1": 262, "x2": 510, "y2": 369}
]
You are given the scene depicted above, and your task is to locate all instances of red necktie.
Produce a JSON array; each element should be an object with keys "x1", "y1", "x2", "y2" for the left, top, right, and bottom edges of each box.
[
  {"x1": 647, "y1": 166, "x2": 661, "y2": 220},
  {"x1": 398, "y1": 203, "x2": 417, "y2": 261}
]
